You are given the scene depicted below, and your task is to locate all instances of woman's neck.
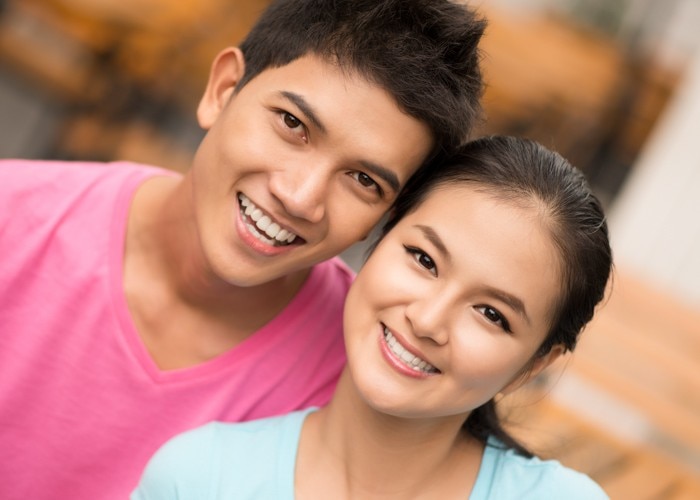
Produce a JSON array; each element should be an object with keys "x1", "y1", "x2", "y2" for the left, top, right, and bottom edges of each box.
[{"x1": 296, "y1": 371, "x2": 485, "y2": 499}]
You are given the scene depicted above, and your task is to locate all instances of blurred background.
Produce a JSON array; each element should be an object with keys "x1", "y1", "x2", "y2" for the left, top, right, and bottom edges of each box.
[{"x1": 0, "y1": 0, "x2": 698, "y2": 497}]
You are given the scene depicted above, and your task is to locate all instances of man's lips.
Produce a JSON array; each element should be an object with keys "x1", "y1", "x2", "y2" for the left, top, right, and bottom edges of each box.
[{"x1": 238, "y1": 193, "x2": 303, "y2": 247}]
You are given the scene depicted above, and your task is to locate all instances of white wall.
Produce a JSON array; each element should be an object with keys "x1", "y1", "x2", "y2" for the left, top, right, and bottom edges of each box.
[{"x1": 609, "y1": 47, "x2": 700, "y2": 308}]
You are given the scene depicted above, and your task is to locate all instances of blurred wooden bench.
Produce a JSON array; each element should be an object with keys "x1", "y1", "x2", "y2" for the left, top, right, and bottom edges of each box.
[
  {"x1": 0, "y1": 0, "x2": 270, "y2": 165},
  {"x1": 476, "y1": 6, "x2": 677, "y2": 199},
  {"x1": 506, "y1": 397, "x2": 700, "y2": 499},
  {"x1": 0, "y1": 0, "x2": 270, "y2": 108},
  {"x1": 477, "y1": 7, "x2": 626, "y2": 161},
  {"x1": 504, "y1": 269, "x2": 700, "y2": 498}
]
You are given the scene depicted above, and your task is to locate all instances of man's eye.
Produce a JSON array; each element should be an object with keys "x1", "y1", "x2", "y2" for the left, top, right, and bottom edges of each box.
[
  {"x1": 348, "y1": 172, "x2": 383, "y2": 196},
  {"x1": 283, "y1": 112, "x2": 302, "y2": 129},
  {"x1": 476, "y1": 305, "x2": 512, "y2": 333},
  {"x1": 357, "y1": 172, "x2": 375, "y2": 188},
  {"x1": 277, "y1": 111, "x2": 308, "y2": 142}
]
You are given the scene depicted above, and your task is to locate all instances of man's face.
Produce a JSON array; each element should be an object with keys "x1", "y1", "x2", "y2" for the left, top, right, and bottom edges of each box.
[{"x1": 189, "y1": 50, "x2": 434, "y2": 287}]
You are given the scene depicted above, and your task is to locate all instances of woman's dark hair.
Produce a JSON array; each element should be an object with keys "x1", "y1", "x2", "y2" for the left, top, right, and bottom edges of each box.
[
  {"x1": 372, "y1": 135, "x2": 613, "y2": 456},
  {"x1": 237, "y1": 0, "x2": 486, "y2": 157}
]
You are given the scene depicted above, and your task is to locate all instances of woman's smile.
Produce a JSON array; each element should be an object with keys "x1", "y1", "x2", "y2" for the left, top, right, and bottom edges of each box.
[{"x1": 379, "y1": 325, "x2": 440, "y2": 378}]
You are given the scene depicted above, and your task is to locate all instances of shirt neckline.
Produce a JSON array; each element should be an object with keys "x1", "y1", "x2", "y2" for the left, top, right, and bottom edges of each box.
[{"x1": 108, "y1": 170, "x2": 322, "y2": 384}]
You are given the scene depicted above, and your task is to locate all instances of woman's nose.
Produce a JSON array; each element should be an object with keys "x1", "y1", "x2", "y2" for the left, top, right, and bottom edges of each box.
[{"x1": 404, "y1": 293, "x2": 452, "y2": 346}]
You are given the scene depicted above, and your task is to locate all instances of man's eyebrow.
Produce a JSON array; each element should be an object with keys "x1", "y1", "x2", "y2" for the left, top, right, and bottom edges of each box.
[
  {"x1": 360, "y1": 161, "x2": 400, "y2": 193},
  {"x1": 280, "y1": 91, "x2": 400, "y2": 193},
  {"x1": 483, "y1": 287, "x2": 531, "y2": 326},
  {"x1": 279, "y1": 91, "x2": 326, "y2": 133},
  {"x1": 415, "y1": 225, "x2": 449, "y2": 260}
]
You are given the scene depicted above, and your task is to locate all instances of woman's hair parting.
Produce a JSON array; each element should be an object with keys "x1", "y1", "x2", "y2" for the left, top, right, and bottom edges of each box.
[
  {"x1": 377, "y1": 135, "x2": 613, "y2": 456},
  {"x1": 237, "y1": 0, "x2": 486, "y2": 156}
]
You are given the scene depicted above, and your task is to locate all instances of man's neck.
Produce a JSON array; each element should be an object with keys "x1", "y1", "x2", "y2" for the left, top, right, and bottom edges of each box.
[{"x1": 122, "y1": 175, "x2": 310, "y2": 370}]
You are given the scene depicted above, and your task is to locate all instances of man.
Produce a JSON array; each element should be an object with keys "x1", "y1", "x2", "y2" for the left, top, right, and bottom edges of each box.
[{"x1": 0, "y1": 0, "x2": 485, "y2": 497}]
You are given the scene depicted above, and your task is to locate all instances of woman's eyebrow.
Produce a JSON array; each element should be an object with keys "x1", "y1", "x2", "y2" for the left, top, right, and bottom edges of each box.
[
  {"x1": 482, "y1": 286, "x2": 530, "y2": 326},
  {"x1": 415, "y1": 225, "x2": 449, "y2": 260}
]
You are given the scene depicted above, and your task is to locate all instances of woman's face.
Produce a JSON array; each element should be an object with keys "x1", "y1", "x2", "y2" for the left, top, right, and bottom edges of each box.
[{"x1": 343, "y1": 183, "x2": 564, "y2": 422}]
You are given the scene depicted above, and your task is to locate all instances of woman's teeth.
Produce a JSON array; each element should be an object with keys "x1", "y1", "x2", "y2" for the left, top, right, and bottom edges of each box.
[
  {"x1": 384, "y1": 327, "x2": 438, "y2": 374},
  {"x1": 238, "y1": 194, "x2": 298, "y2": 246}
]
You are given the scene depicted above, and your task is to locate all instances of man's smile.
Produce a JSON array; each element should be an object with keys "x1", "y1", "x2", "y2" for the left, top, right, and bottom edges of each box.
[{"x1": 238, "y1": 193, "x2": 302, "y2": 246}]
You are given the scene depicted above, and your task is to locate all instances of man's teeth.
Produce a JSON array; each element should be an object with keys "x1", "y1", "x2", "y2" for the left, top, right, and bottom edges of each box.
[
  {"x1": 384, "y1": 328, "x2": 438, "y2": 374},
  {"x1": 238, "y1": 194, "x2": 298, "y2": 245}
]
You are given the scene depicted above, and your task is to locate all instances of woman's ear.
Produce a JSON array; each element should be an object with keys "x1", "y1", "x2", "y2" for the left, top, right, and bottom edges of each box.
[
  {"x1": 500, "y1": 344, "x2": 566, "y2": 396},
  {"x1": 197, "y1": 47, "x2": 246, "y2": 129}
]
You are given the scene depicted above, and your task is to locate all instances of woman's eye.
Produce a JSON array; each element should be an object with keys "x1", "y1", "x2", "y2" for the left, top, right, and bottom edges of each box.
[
  {"x1": 476, "y1": 305, "x2": 511, "y2": 333},
  {"x1": 404, "y1": 246, "x2": 437, "y2": 276}
]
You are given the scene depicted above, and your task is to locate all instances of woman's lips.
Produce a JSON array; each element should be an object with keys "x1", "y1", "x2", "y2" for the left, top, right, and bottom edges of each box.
[{"x1": 379, "y1": 325, "x2": 439, "y2": 378}]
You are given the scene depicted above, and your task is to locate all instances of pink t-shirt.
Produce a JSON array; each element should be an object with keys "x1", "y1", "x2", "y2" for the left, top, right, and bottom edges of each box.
[{"x1": 0, "y1": 159, "x2": 350, "y2": 499}]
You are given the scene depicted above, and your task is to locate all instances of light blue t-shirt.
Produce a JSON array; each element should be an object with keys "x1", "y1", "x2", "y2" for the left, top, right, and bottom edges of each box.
[{"x1": 132, "y1": 408, "x2": 608, "y2": 499}]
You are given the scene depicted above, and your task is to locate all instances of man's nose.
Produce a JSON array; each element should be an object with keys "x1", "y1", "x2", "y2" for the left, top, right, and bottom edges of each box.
[{"x1": 269, "y1": 164, "x2": 329, "y2": 223}]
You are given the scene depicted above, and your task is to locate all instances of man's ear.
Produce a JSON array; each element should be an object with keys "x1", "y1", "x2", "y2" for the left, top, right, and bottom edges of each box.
[
  {"x1": 197, "y1": 47, "x2": 246, "y2": 129},
  {"x1": 500, "y1": 344, "x2": 566, "y2": 396}
]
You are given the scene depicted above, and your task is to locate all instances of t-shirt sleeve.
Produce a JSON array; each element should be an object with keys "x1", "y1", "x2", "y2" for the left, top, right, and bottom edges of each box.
[
  {"x1": 535, "y1": 463, "x2": 609, "y2": 499},
  {"x1": 131, "y1": 424, "x2": 218, "y2": 499},
  {"x1": 480, "y1": 440, "x2": 610, "y2": 500},
  {"x1": 514, "y1": 460, "x2": 609, "y2": 500}
]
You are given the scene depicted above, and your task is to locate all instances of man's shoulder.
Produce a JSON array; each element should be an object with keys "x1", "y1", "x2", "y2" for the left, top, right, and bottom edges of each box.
[
  {"x1": 0, "y1": 158, "x2": 173, "y2": 193},
  {"x1": 292, "y1": 257, "x2": 355, "y2": 316},
  {"x1": 0, "y1": 159, "x2": 178, "y2": 215},
  {"x1": 0, "y1": 158, "x2": 171, "y2": 174},
  {"x1": 313, "y1": 256, "x2": 356, "y2": 288},
  {"x1": 280, "y1": 257, "x2": 353, "y2": 331}
]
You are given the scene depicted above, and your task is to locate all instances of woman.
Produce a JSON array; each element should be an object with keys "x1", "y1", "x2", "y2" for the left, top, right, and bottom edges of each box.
[{"x1": 133, "y1": 136, "x2": 612, "y2": 499}]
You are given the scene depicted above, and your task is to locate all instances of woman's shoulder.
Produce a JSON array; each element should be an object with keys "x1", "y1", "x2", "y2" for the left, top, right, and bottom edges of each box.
[
  {"x1": 132, "y1": 422, "x2": 220, "y2": 499},
  {"x1": 471, "y1": 437, "x2": 609, "y2": 500},
  {"x1": 151, "y1": 409, "x2": 313, "y2": 470},
  {"x1": 210, "y1": 407, "x2": 314, "y2": 445},
  {"x1": 132, "y1": 409, "x2": 315, "y2": 499}
]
